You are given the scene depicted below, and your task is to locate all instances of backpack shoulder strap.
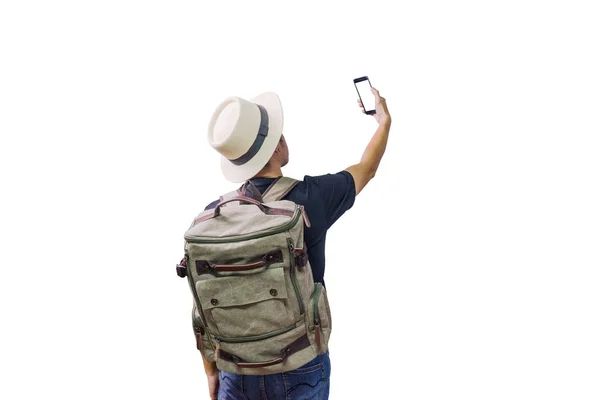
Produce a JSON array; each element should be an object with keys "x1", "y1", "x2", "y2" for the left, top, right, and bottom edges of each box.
[
  {"x1": 262, "y1": 177, "x2": 300, "y2": 202},
  {"x1": 239, "y1": 180, "x2": 264, "y2": 202}
]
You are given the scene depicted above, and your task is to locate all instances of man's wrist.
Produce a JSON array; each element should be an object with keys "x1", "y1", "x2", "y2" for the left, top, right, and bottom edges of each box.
[
  {"x1": 204, "y1": 363, "x2": 219, "y2": 377},
  {"x1": 202, "y1": 355, "x2": 219, "y2": 377},
  {"x1": 379, "y1": 116, "x2": 391, "y2": 128}
]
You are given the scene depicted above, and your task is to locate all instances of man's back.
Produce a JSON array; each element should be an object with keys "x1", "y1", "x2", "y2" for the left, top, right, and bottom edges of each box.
[{"x1": 204, "y1": 171, "x2": 356, "y2": 286}]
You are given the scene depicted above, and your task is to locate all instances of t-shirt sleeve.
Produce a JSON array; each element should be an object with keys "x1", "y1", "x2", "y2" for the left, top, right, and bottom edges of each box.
[
  {"x1": 204, "y1": 199, "x2": 219, "y2": 210},
  {"x1": 308, "y1": 170, "x2": 356, "y2": 228}
]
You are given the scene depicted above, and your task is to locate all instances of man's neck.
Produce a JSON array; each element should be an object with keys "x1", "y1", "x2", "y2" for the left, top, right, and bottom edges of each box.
[{"x1": 252, "y1": 168, "x2": 283, "y2": 179}]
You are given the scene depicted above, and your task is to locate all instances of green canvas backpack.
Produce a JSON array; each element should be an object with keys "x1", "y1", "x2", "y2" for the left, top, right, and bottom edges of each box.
[{"x1": 176, "y1": 177, "x2": 332, "y2": 375}]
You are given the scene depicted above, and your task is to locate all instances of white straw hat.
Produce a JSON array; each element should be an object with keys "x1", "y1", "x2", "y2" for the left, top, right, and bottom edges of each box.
[{"x1": 207, "y1": 92, "x2": 283, "y2": 183}]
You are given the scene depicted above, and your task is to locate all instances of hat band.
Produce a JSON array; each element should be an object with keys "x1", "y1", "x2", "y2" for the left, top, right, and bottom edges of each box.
[{"x1": 228, "y1": 104, "x2": 269, "y2": 166}]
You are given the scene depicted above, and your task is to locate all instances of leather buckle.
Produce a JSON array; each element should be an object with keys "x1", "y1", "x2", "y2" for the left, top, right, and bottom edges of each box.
[
  {"x1": 295, "y1": 252, "x2": 308, "y2": 268},
  {"x1": 176, "y1": 258, "x2": 188, "y2": 278}
]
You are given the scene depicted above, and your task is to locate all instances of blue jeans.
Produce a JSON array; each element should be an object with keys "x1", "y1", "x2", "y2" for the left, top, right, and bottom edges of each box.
[{"x1": 218, "y1": 351, "x2": 330, "y2": 400}]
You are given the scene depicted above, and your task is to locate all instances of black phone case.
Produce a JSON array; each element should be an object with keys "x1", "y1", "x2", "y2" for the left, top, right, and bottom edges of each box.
[{"x1": 353, "y1": 76, "x2": 376, "y2": 115}]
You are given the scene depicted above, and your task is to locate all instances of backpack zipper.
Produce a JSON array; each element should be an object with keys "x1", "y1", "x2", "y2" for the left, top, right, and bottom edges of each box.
[
  {"x1": 185, "y1": 205, "x2": 302, "y2": 244},
  {"x1": 299, "y1": 205, "x2": 311, "y2": 227},
  {"x1": 313, "y1": 282, "x2": 323, "y2": 325},
  {"x1": 214, "y1": 322, "x2": 298, "y2": 343},
  {"x1": 313, "y1": 282, "x2": 323, "y2": 351},
  {"x1": 287, "y1": 238, "x2": 305, "y2": 316}
]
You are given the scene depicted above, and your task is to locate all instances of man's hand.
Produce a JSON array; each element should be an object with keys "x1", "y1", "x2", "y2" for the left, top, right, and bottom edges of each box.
[
  {"x1": 358, "y1": 87, "x2": 391, "y2": 125},
  {"x1": 207, "y1": 371, "x2": 219, "y2": 400}
]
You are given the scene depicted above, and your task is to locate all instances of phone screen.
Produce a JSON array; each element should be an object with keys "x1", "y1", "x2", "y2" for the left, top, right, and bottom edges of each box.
[{"x1": 355, "y1": 78, "x2": 376, "y2": 114}]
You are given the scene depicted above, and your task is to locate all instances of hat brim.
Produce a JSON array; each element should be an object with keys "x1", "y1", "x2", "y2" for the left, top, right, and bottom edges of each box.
[{"x1": 220, "y1": 92, "x2": 283, "y2": 183}]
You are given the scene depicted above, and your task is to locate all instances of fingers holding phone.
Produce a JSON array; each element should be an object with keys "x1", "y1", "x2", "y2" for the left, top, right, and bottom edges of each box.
[
  {"x1": 371, "y1": 87, "x2": 390, "y2": 125},
  {"x1": 354, "y1": 76, "x2": 391, "y2": 125},
  {"x1": 357, "y1": 98, "x2": 366, "y2": 113}
]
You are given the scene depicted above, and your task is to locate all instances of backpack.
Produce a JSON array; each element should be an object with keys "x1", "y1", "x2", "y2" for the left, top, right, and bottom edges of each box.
[{"x1": 176, "y1": 177, "x2": 332, "y2": 375}]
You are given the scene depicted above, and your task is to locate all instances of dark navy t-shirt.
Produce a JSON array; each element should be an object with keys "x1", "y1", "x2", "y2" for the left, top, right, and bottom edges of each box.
[{"x1": 204, "y1": 171, "x2": 356, "y2": 287}]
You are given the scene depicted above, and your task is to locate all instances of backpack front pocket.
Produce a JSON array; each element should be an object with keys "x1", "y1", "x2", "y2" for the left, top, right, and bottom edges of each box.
[{"x1": 196, "y1": 266, "x2": 295, "y2": 339}]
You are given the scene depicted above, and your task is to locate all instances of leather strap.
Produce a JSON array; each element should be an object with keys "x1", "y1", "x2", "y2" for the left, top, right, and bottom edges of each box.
[
  {"x1": 291, "y1": 246, "x2": 308, "y2": 268},
  {"x1": 176, "y1": 257, "x2": 188, "y2": 278},
  {"x1": 195, "y1": 250, "x2": 283, "y2": 274},
  {"x1": 218, "y1": 334, "x2": 311, "y2": 368},
  {"x1": 193, "y1": 196, "x2": 295, "y2": 225},
  {"x1": 216, "y1": 190, "x2": 241, "y2": 209}
]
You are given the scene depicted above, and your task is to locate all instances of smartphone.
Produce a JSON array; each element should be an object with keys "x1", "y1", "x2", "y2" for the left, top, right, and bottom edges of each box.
[{"x1": 353, "y1": 76, "x2": 376, "y2": 115}]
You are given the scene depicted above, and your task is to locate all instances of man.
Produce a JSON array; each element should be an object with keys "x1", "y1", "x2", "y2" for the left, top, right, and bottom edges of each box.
[{"x1": 200, "y1": 87, "x2": 391, "y2": 399}]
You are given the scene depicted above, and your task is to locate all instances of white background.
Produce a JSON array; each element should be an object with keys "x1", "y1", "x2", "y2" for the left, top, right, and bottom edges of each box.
[{"x1": 1, "y1": 1, "x2": 599, "y2": 399}]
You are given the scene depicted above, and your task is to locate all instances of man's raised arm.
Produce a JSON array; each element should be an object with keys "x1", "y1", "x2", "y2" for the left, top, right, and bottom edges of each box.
[{"x1": 345, "y1": 87, "x2": 392, "y2": 195}]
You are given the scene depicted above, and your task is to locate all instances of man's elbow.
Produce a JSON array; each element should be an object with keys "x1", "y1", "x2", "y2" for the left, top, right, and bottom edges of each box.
[
  {"x1": 346, "y1": 163, "x2": 378, "y2": 195},
  {"x1": 366, "y1": 165, "x2": 377, "y2": 181},
  {"x1": 355, "y1": 168, "x2": 377, "y2": 195}
]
